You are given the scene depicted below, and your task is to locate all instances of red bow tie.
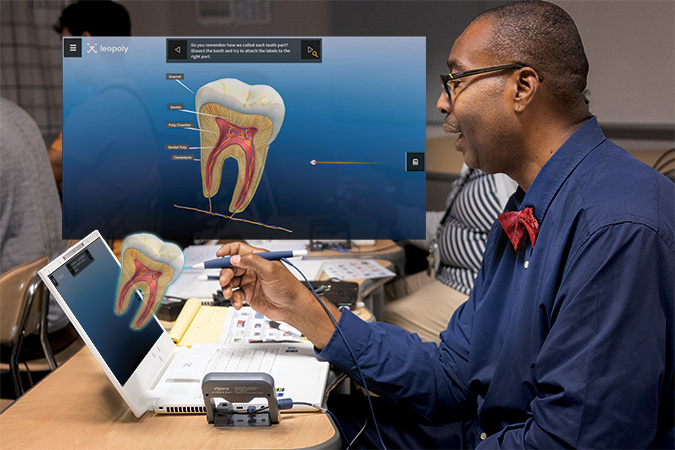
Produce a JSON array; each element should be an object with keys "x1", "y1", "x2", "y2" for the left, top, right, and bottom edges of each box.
[{"x1": 498, "y1": 207, "x2": 539, "y2": 251}]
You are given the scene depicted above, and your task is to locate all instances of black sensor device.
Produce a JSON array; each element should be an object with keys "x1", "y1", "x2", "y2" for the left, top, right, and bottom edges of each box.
[{"x1": 306, "y1": 281, "x2": 359, "y2": 309}]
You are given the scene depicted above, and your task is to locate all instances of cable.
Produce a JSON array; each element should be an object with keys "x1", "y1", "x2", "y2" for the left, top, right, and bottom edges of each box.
[
  {"x1": 247, "y1": 399, "x2": 353, "y2": 449},
  {"x1": 350, "y1": 418, "x2": 369, "y2": 448},
  {"x1": 290, "y1": 401, "x2": 351, "y2": 449},
  {"x1": 282, "y1": 258, "x2": 388, "y2": 450}
]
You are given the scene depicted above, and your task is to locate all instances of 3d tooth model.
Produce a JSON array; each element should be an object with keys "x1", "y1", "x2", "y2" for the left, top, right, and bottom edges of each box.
[
  {"x1": 195, "y1": 78, "x2": 285, "y2": 214},
  {"x1": 115, "y1": 233, "x2": 184, "y2": 330}
]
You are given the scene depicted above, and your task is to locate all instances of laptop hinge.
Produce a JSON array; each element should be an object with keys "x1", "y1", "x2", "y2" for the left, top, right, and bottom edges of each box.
[{"x1": 147, "y1": 346, "x2": 184, "y2": 391}]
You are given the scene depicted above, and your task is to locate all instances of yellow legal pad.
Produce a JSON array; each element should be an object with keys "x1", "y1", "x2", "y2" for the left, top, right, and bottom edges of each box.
[{"x1": 168, "y1": 298, "x2": 229, "y2": 346}]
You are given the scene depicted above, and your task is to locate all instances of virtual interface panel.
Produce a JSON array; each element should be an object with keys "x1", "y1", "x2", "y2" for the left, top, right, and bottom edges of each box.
[{"x1": 62, "y1": 36, "x2": 426, "y2": 241}]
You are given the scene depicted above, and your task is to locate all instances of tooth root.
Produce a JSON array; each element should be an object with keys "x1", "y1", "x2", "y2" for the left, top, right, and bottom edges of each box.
[
  {"x1": 116, "y1": 248, "x2": 175, "y2": 330},
  {"x1": 199, "y1": 105, "x2": 273, "y2": 213}
]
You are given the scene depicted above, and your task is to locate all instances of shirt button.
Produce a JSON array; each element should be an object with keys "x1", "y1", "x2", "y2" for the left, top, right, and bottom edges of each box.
[{"x1": 480, "y1": 432, "x2": 487, "y2": 440}]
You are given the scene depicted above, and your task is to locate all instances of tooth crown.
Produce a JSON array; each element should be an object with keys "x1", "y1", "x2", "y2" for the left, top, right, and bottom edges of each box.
[
  {"x1": 196, "y1": 78, "x2": 285, "y2": 142},
  {"x1": 120, "y1": 233, "x2": 184, "y2": 283}
]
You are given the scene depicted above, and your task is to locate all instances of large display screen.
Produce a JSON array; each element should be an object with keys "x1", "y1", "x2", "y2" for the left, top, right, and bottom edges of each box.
[{"x1": 62, "y1": 36, "x2": 426, "y2": 241}]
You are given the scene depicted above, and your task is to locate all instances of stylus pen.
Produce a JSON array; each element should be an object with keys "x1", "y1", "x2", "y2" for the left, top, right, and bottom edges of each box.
[{"x1": 189, "y1": 250, "x2": 308, "y2": 269}]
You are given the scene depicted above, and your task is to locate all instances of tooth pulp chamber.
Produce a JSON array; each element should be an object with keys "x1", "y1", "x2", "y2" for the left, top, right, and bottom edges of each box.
[
  {"x1": 204, "y1": 116, "x2": 259, "y2": 212},
  {"x1": 195, "y1": 78, "x2": 285, "y2": 215},
  {"x1": 116, "y1": 248, "x2": 175, "y2": 330}
]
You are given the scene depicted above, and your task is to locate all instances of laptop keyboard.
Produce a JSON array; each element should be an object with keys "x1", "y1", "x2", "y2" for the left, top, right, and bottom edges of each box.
[{"x1": 205, "y1": 346, "x2": 280, "y2": 374}]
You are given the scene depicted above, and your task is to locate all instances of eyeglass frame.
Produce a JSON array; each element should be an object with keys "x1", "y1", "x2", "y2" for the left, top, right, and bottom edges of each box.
[{"x1": 440, "y1": 63, "x2": 544, "y2": 99}]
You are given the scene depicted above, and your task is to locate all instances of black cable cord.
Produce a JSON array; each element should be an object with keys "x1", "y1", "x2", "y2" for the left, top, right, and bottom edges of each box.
[{"x1": 282, "y1": 258, "x2": 388, "y2": 450}]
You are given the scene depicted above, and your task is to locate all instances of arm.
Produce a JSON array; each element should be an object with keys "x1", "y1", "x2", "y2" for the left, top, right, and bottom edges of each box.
[
  {"x1": 481, "y1": 223, "x2": 674, "y2": 448},
  {"x1": 48, "y1": 132, "x2": 63, "y2": 194},
  {"x1": 320, "y1": 302, "x2": 476, "y2": 423},
  {"x1": 218, "y1": 241, "x2": 476, "y2": 422}
]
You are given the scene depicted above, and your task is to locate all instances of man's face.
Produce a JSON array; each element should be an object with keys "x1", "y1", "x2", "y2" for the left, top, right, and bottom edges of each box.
[{"x1": 437, "y1": 19, "x2": 519, "y2": 174}]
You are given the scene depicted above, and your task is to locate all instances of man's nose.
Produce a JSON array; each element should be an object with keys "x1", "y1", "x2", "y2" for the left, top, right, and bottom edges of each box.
[{"x1": 437, "y1": 92, "x2": 451, "y2": 115}]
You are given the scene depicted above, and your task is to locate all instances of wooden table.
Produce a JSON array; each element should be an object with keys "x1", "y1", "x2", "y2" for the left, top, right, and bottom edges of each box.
[{"x1": 0, "y1": 347, "x2": 340, "y2": 449}]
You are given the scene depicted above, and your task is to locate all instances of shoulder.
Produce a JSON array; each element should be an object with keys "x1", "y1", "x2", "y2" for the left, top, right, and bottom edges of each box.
[
  {"x1": 567, "y1": 141, "x2": 674, "y2": 250},
  {"x1": 1, "y1": 97, "x2": 37, "y2": 132},
  {"x1": 0, "y1": 98, "x2": 45, "y2": 157}
]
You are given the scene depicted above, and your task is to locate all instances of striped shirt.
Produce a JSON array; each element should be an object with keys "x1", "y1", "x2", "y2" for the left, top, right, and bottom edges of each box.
[{"x1": 435, "y1": 167, "x2": 517, "y2": 294}]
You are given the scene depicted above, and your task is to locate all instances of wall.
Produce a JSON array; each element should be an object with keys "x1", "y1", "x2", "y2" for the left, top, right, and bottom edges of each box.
[
  {"x1": 116, "y1": 0, "x2": 675, "y2": 171},
  {"x1": 121, "y1": 0, "x2": 330, "y2": 37},
  {"x1": 122, "y1": 1, "x2": 674, "y2": 127},
  {"x1": 558, "y1": 0, "x2": 674, "y2": 128}
]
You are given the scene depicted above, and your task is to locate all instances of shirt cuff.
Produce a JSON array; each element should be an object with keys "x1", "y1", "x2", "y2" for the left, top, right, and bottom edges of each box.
[{"x1": 317, "y1": 308, "x2": 371, "y2": 370}]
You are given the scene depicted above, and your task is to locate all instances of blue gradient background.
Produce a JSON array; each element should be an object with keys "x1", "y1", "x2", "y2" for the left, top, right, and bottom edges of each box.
[
  {"x1": 50, "y1": 238, "x2": 162, "y2": 385},
  {"x1": 63, "y1": 37, "x2": 426, "y2": 240}
]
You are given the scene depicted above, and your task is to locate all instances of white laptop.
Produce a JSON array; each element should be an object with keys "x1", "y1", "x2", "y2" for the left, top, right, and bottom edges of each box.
[{"x1": 38, "y1": 230, "x2": 329, "y2": 417}]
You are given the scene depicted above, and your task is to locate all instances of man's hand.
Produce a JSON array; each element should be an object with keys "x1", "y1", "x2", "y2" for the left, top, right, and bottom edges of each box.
[{"x1": 217, "y1": 242, "x2": 341, "y2": 348}]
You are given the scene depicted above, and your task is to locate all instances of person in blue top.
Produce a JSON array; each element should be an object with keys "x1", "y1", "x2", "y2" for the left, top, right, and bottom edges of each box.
[{"x1": 217, "y1": 1, "x2": 674, "y2": 448}]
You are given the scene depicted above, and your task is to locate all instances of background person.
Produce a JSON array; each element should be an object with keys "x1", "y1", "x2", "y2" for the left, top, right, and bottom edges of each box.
[
  {"x1": 384, "y1": 165, "x2": 516, "y2": 343},
  {"x1": 48, "y1": 0, "x2": 132, "y2": 194},
  {"x1": 0, "y1": 97, "x2": 75, "y2": 360}
]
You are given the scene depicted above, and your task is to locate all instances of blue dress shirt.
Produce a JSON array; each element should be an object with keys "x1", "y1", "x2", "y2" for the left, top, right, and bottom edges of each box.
[{"x1": 320, "y1": 117, "x2": 674, "y2": 448}]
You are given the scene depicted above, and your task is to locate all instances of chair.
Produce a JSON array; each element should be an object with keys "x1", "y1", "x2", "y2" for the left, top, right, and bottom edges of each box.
[
  {"x1": 653, "y1": 148, "x2": 674, "y2": 183},
  {"x1": 0, "y1": 257, "x2": 56, "y2": 397}
]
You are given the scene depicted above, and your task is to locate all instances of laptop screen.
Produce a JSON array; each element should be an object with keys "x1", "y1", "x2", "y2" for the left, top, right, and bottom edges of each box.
[{"x1": 46, "y1": 237, "x2": 162, "y2": 385}]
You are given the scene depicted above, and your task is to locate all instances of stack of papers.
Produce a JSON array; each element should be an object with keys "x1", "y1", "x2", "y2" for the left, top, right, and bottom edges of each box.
[{"x1": 169, "y1": 299, "x2": 304, "y2": 346}]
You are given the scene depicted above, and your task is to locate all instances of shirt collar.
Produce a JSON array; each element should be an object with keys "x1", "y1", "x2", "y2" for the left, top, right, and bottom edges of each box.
[{"x1": 509, "y1": 116, "x2": 607, "y2": 224}]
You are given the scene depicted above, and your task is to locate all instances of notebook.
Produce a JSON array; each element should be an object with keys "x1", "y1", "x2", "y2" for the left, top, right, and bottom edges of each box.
[{"x1": 38, "y1": 230, "x2": 330, "y2": 417}]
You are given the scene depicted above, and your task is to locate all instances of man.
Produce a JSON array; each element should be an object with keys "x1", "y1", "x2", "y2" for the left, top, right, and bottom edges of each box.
[
  {"x1": 49, "y1": 0, "x2": 132, "y2": 193},
  {"x1": 0, "y1": 97, "x2": 73, "y2": 352},
  {"x1": 217, "y1": 1, "x2": 674, "y2": 448}
]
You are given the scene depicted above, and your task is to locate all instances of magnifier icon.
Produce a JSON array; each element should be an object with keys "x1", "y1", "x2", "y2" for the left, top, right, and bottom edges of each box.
[{"x1": 312, "y1": 50, "x2": 318, "y2": 58}]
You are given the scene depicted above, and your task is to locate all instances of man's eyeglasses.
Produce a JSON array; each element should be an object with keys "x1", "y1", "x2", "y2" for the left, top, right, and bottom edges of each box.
[{"x1": 440, "y1": 63, "x2": 543, "y2": 99}]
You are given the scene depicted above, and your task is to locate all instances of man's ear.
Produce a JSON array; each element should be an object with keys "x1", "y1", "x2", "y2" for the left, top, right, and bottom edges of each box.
[{"x1": 512, "y1": 67, "x2": 540, "y2": 113}]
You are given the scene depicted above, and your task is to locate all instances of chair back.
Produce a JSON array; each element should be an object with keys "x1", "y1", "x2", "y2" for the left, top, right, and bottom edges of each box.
[
  {"x1": 653, "y1": 148, "x2": 674, "y2": 182},
  {"x1": 0, "y1": 257, "x2": 49, "y2": 344}
]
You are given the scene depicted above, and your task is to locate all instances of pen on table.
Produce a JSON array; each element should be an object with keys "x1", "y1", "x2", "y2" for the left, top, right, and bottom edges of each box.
[
  {"x1": 268, "y1": 320, "x2": 303, "y2": 337},
  {"x1": 199, "y1": 274, "x2": 221, "y2": 281},
  {"x1": 187, "y1": 250, "x2": 309, "y2": 270}
]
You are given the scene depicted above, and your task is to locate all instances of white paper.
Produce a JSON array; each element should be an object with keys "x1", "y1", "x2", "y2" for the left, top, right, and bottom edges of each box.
[{"x1": 321, "y1": 259, "x2": 396, "y2": 280}]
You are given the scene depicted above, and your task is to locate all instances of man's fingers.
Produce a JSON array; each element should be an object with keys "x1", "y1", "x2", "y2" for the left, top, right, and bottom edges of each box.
[
  {"x1": 219, "y1": 264, "x2": 247, "y2": 287},
  {"x1": 231, "y1": 289, "x2": 247, "y2": 309},
  {"x1": 216, "y1": 241, "x2": 243, "y2": 258},
  {"x1": 230, "y1": 252, "x2": 277, "y2": 279}
]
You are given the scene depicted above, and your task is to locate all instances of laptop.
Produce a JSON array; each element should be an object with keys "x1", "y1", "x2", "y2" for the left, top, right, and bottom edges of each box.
[{"x1": 38, "y1": 230, "x2": 329, "y2": 417}]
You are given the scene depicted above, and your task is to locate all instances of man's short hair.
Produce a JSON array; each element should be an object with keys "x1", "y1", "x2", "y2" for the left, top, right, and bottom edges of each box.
[
  {"x1": 54, "y1": 0, "x2": 131, "y2": 36},
  {"x1": 475, "y1": 0, "x2": 589, "y2": 113}
]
